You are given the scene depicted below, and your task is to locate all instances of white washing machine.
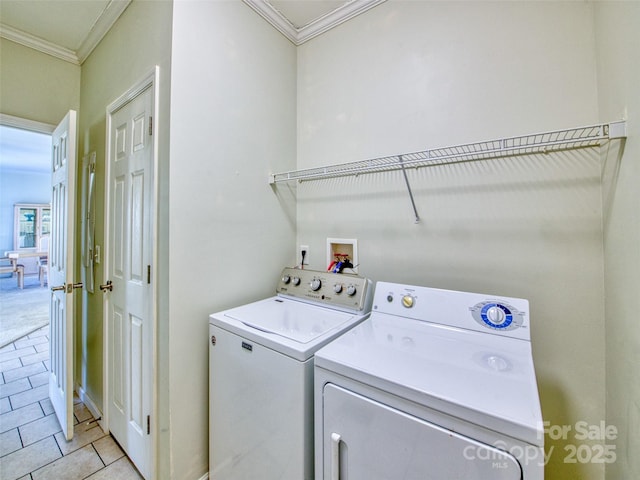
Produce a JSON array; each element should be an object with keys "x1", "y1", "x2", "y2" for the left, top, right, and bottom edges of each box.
[
  {"x1": 209, "y1": 267, "x2": 372, "y2": 480},
  {"x1": 314, "y1": 282, "x2": 544, "y2": 480}
]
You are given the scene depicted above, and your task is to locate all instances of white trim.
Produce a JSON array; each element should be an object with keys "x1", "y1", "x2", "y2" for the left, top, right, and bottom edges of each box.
[
  {"x1": 243, "y1": 0, "x2": 387, "y2": 45},
  {"x1": 0, "y1": 113, "x2": 55, "y2": 134},
  {"x1": 106, "y1": 70, "x2": 156, "y2": 114},
  {"x1": 104, "y1": 66, "x2": 159, "y2": 479},
  {"x1": 76, "y1": 0, "x2": 131, "y2": 64},
  {"x1": 243, "y1": 0, "x2": 298, "y2": 44},
  {"x1": 0, "y1": 0, "x2": 130, "y2": 65},
  {"x1": 76, "y1": 382, "x2": 106, "y2": 432},
  {"x1": 0, "y1": 23, "x2": 79, "y2": 64},
  {"x1": 297, "y1": 0, "x2": 388, "y2": 44}
]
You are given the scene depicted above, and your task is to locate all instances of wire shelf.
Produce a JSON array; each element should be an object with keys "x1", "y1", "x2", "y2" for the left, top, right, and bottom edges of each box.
[{"x1": 269, "y1": 121, "x2": 626, "y2": 184}]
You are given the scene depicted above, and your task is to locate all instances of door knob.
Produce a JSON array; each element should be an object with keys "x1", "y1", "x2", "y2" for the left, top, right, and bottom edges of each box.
[
  {"x1": 100, "y1": 280, "x2": 113, "y2": 292},
  {"x1": 51, "y1": 285, "x2": 66, "y2": 292}
]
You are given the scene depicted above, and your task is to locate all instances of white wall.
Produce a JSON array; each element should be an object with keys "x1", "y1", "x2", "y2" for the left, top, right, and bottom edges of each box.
[
  {"x1": 296, "y1": 2, "x2": 604, "y2": 479},
  {"x1": 594, "y1": 2, "x2": 640, "y2": 479},
  {"x1": 169, "y1": 1, "x2": 297, "y2": 477}
]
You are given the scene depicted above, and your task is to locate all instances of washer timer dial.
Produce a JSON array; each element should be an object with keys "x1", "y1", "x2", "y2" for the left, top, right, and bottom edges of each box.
[{"x1": 310, "y1": 278, "x2": 322, "y2": 291}]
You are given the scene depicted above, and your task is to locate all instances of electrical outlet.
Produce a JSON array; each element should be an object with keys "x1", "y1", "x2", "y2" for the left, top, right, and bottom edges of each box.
[{"x1": 300, "y1": 245, "x2": 309, "y2": 266}]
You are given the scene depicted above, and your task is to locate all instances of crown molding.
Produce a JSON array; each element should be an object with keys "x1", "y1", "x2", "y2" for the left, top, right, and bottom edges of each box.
[
  {"x1": 243, "y1": 0, "x2": 298, "y2": 44},
  {"x1": 76, "y1": 0, "x2": 131, "y2": 64},
  {"x1": 0, "y1": 0, "x2": 130, "y2": 65},
  {"x1": 243, "y1": 0, "x2": 387, "y2": 45},
  {"x1": 0, "y1": 23, "x2": 79, "y2": 64}
]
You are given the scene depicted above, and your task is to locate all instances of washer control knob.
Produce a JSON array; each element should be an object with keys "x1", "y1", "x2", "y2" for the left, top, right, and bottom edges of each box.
[
  {"x1": 281, "y1": 275, "x2": 291, "y2": 284},
  {"x1": 486, "y1": 305, "x2": 506, "y2": 325},
  {"x1": 346, "y1": 285, "x2": 357, "y2": 296},
  {"x1": 334, "y1": 284, "x2": 343, "y2": 294},
  {"x1": 292, "y1": 276, "x2": 301, "y2": 286},
  {"x1": 310, "y1": 278, "x2": 322, "y2": 291},
  {"x1": 402, "y1": 295, "x2": 415, "y2": 308}
]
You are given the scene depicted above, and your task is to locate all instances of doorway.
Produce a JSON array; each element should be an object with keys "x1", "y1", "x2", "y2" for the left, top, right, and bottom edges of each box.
[{"x1": 0, "y1": 120, "x2": 52, "y2": 347}]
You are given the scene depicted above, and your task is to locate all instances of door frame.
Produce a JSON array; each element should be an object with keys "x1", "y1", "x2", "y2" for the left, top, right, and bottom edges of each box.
[
  {"x1": 103, "y1": 66, "x2": 160, "y2": 476},
  {"x1": 0, "y1": 113, "x2": 55, "y2": 135}
]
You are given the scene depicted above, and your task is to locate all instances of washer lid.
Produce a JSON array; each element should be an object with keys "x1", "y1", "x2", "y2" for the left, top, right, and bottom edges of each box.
[
  {"x1": 314, "y1": 312, "x2": 544, "y2": 446},
  {"x1": 225, "y1": 297, "x2": 356, "y2": 344}
]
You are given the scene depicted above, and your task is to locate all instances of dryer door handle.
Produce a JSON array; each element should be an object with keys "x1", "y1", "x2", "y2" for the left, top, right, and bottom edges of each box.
[{"x1": 330, "y1": 432, "x2": 341, "y2": 480}]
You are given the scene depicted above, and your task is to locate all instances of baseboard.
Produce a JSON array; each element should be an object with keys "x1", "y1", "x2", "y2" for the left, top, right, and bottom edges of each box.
[{"x1": 75, "y1": 382, "x2": 106, "y2": 432}]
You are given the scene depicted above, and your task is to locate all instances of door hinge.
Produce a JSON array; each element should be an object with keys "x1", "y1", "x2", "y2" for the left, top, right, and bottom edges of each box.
[
  {"x1": 149, "y1": 116, "x2": 153, "y2": 136},
  {"x1": 147, "y1": 415, "x2": 150, "y2": 434},
  {"x1": 147, "y1": 265, "x2": 151, "y2": 284}
]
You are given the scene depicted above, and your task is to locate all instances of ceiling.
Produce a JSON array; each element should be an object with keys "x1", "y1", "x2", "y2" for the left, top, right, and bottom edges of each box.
[
  {"x1": 0, "y1": 0, "x2": 386, "y2": 65},
  {"x1": 0, "y1": 0, "x2": 132, "y2": 64}
]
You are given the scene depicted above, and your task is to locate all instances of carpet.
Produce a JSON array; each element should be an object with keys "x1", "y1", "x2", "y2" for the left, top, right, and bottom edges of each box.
[{"x1": 0, "y1": 275, "x2": 50, "y2": 348}]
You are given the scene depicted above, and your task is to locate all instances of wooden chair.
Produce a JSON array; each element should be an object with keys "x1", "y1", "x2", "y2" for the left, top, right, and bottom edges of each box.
[{"x1": 0, "y1": 257, "x2": 24, "y2": 289}]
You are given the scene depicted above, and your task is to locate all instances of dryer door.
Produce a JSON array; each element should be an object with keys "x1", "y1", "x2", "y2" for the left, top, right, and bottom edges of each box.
[{"x1": 322, "y1": 384, "x2": 522, "y2": 480}]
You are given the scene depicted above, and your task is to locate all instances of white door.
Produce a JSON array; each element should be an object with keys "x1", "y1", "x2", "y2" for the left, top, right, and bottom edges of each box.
[
  {"x1": 322, "y1": 384, "x2": 522, "y2": 479},
  {"x1": 49, "y1": 110, "x2": 79, "y2": 441},
  {"x1": 105, "y1": 85, "x2": 154, "y2": 479}
]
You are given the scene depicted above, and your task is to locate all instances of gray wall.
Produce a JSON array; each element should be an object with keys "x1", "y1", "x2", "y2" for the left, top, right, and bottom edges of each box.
[
  {"x1": 77, "y1": 0, "x2": 173, "y2": 476},
  {"x1": 595, "y1": 2, "x2": 640, "y2": 479},
  {"x1": 0, "y1": 38, "x2": 80, "y2": 125},
  {"x1": 168, "y1": 1, "x2": 297, "y2": 477},
  {"x1": 295, "y1": 2, "x2": 605, "y2": 479}
]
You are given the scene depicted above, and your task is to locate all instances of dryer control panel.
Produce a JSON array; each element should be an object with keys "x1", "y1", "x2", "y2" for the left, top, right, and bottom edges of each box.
[
  {"x1": 277, "y1": 267, "x2": 372, "y2": 313},
  {"x1": 373, "y1": 282, "x2": 531, "y2": 341}
]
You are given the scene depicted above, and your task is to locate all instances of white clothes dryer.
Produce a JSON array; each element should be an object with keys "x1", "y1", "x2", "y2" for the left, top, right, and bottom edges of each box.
[
  {"x1": 209, "y1": 268, "x2": 372, "y2": 480},
  {"x1": 314, "y1": 281, "x2": 545, "y2": 480}
]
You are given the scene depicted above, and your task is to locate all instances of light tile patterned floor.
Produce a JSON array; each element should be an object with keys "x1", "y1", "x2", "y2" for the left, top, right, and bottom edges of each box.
[{"x1": 0, "y1": 326, "x2": 143, "y2": 480}]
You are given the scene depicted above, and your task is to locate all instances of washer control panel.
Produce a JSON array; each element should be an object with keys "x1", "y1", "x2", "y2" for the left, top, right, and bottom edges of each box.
[{"x1": 277, "y1": 267, "x2": 372, "y2": 313}]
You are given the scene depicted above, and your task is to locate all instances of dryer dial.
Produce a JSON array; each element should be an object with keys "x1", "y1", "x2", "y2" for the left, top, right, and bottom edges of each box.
[
  {"x1": 486, "y1": 305, "x2": 507, "y2": 325},
  {"x1": 471, "y1": 301, "x2": 524, "y2": 331}
]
